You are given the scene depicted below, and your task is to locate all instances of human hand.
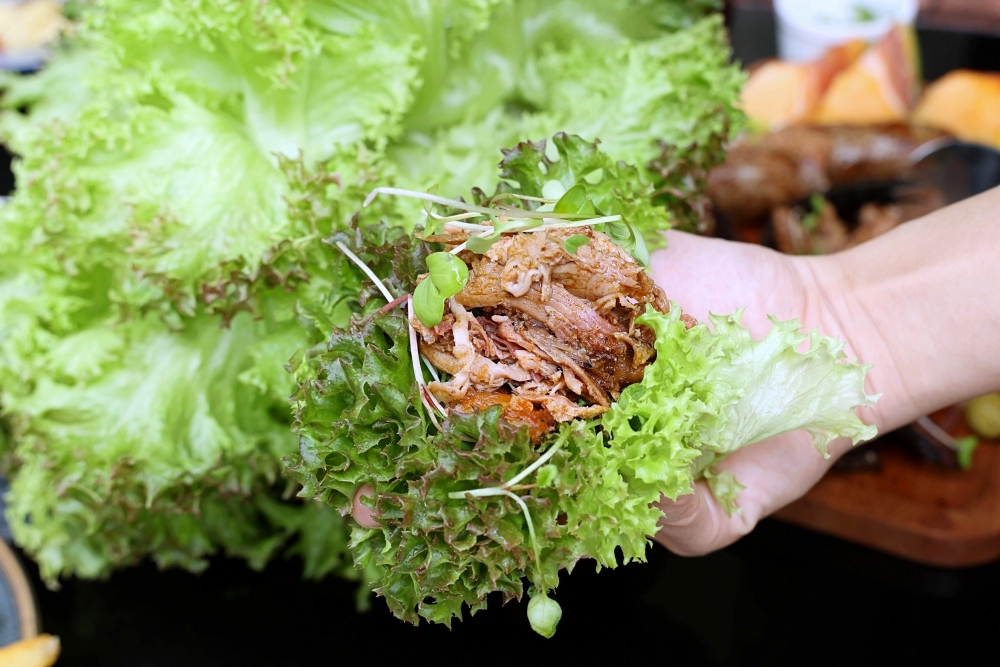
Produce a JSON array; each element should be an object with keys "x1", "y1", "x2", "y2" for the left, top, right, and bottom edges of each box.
[
  {"x1": 650, "y1": 185, "x2": 1000, "y2": 556},
  {"x1": 648, "y1": 230, "x2": 862, "y2": 555}
]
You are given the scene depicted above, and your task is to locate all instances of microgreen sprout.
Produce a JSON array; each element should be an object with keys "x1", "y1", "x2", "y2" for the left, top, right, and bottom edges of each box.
[
  {"x1": 448, "y1": 438, "x2": 563, "y2": 601},
  {"x1": 333, "y1": 241, "x2": 447, "y2": 424},
  {"x1": 421, "y1": 210, "x2": 485, "y2": 223},
  {"x1": 334, "y1": 241, "x2": 394, "y2": 302},
  {"x1": 488, "y1": 192, "x2": 559, "y2": 206},
  {"x1": 420, "y1": 354, "x2": 442, "y2": 383},
  {"x1": 407, "y1": 296, "x2": 447, "y2": 426},
  {"x1": 413, "y1": 252, "x2": 470, "y2": 326},
  {"x1": 527, "y1": 592, "x2": 562, "y2": 638},
  {"x1": 563, "y1": 234, "x2": 591, "y2": 255},
  {"x1": 366, "y1": 187, "x2": 638, "y2": 269},
  {"x1": 364, "y1": 187, "x2": 588, "y2": 220}
]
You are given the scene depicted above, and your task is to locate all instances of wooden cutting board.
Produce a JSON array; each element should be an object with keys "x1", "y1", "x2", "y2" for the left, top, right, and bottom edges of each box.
[{"x1": 775, "y1": 407, "x2": 1000, "y2": 567}]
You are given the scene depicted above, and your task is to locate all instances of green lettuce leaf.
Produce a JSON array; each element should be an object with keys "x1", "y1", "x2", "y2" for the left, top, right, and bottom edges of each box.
[
  {"x1": 387, "y1": 12, "x2": 744, "y2": 231},
  {"x1": 0, "y1": 0, "x2": 744, "y2": 587},
  {"x1": 695, "y1": 312, "x2": 879, "y2": 457},
  {"x1": 290, "y1": 292, "x2": 877, "y2": 632},
  {"x1": 1, "y1": 311, "x2": 348, "y2": 583},
  {"x1": 497, "y1": 132, "x2": 670, "y2": 246}
]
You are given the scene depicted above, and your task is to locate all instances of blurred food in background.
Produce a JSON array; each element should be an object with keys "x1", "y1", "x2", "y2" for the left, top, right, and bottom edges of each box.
[
  {"x1": 742, "y1": 25, "x2": 921, "y2": 129},
  {"x1": 773, "y1": 0, "x2": 919, "y2": 62},
  {"x1": 966, "y1": 393, "x2": 1000, "y2": 440},
  {"x1": 707, "y1": 123, "x2": 946, "y2": 231},
  {"x1": 716, "y1": 13, "x2": 1000, "y2": 251},
  {"x1": 0, "y1": 0, "x2": 69, "y2": 71},
  {"x1": 913, "y1": 71, "x2": 1000, "y2": 146},
  {"x1": 0, "y1": 634, "x2": 60, "y2": 667}
]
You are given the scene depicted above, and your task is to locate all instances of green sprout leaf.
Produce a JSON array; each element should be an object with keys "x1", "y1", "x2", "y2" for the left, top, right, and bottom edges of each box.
[
  {"x1": 542, "y1": 180, "x2": 568, "y2": 201},
  {"x1": 563, "y1": 234, "x2": 591, "y2": 255},
  {"x1": 413, "y1": 278, "x2": 445, "y2": 327},
  {"x1": 421, "y1": 184, "x2": 446, "y2": 237},
  {"x1": 600, "y1": 219, "x2": 649, "y2": 267},
  {"x1": 466, "y1": 234, "x2": 501, "y2": 254},
  {"x1": 425, "y1": 251, "x2": 469, "y2": 298},
  {"x1": 955, "y1": 436, "x2": 979, "y2": 470},
  {"x1": 553, "y1": 184, "x2": 596, "y2": 216}
]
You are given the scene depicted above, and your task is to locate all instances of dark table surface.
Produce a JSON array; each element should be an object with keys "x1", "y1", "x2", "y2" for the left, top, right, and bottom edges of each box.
[
  {"x1": 6, "y1": 8, "x2": 1000, "y2": 667},
  {"x1": 21, "y1": 518, "x2": 1000, "y2": 667}
]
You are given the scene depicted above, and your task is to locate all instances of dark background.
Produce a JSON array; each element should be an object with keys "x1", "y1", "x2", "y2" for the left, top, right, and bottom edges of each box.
[{"x1": 3, "y1": 7, "x2": 1000, "y2": 667}]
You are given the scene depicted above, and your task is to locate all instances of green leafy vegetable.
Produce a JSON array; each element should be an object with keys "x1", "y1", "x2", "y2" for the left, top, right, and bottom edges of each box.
[
  {"x1": 413, "y1": 279, "x2": 445, "y2": 327},
  {"x1": 955, "y1": 436, "x2": 979, "y2": 471},
  {"x1": 0, "y1": 0, "x2": 743, "y2": 589},
  {"x1": 424, "y1": 252, "x2": 469, "y2": 297},
  {"x1": 290, "y1": 158, "x2": 877, "y2": 636},
  {"x1": 563, "y1": 234, "x2": 591, "y2": 255},
  {"x1": 527, "y1": 592, "x2": 563, "y2": 638},
  {"x1": 413, "y1": 252, "x2": 470, "y2": 326},
  {"x1": 553, "y1": 184, "x2": 597, "y2": 216}
]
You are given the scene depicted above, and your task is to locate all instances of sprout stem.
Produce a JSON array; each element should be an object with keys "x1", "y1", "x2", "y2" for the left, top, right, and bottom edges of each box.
[
  {"x1": 526, "y1": 215, "x2": 622, "y2": 231},
  {"x1": 445, "y1": 439, "x2": 563, "y2": 589},
  {"x1": 335, "y1": 241, "x2": 394, "y2": 303},
  {"x1": 443, "y1": 221, "x2": 495, "y2": 232},
  {"x1": 365, "y1": 187, "x2": 585, "y2": 220},
  {"x1": 420, "y1": 354, "x2": 442, "y2": 383},
  {"x1": 504, "y1": 441, "x2": 563, "y2": 488},
  {"x1": 497, "y1": 490, "x2": 546, "y2": 588},
  {"x1": 446, "y1": 217, "x2": 624, "y2": 255},
  {"x1": 450, "y1": 487, "x2": 547, "y2": 589},
  {"x1": 408, "y1": 297, "x2": 448, "y2": 420},
  {"x1": 489, "y1": 193, "x2": 558, "y2": 205},
  {"x1": 378, "y1": 293, "x2": 410, "y2": 313},
  {"x1": 422, "y1": 210, "x2": 486, "y2": 223}
]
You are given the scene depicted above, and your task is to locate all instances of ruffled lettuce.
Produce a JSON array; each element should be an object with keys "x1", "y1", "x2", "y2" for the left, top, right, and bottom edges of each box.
[
  {"x1": 290, "y1": 293, "x2": 878, "y2": 632},
  {"x1": 0, "y1": 0, "x2": 742, "y2": 585}
]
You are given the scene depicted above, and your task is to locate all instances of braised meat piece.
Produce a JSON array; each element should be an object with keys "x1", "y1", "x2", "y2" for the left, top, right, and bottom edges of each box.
[{"x1": 413, "y1": 226, "x2": 682, "y2": 437}]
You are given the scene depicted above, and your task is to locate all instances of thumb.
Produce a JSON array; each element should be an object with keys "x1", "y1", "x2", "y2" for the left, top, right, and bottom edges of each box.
[{"x1": 654, "y1": 482, "x2": 742, "y2": 557}]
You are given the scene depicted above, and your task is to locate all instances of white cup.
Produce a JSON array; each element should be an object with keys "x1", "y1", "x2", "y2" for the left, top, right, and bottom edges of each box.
[{"x1": 774, "y1": 0, "x2": 919, "y2": 62}]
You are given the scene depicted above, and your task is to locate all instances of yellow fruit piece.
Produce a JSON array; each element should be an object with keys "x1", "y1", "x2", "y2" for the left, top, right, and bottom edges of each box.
[
  {"x1": 967, "y1": 393, "x2": 1000, "y2": 440},
  {"x1": 742, "y1": 61, "x2": 816, "y2": 130},
  {"x1": 742, "y1": 40, "x2": 866, "y2": 130},
  {"x1": 812, "y1": 25, "x2": 918, "y2": 125},
  {"x1": 913, "y1": 70, "x2": 1000, "y2": 148},
  {"x1": 0, "y1": 634, "x2": 61, "y2": 667}
]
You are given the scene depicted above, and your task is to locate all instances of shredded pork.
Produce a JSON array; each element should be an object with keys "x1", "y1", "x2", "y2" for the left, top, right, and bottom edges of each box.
[{"x1": 413, "y1": 226, "x2": 688, "y2": 438}]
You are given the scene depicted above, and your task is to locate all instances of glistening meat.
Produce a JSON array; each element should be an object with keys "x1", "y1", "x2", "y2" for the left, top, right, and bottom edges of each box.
[{"x1": 413, "y1": 227, "x2": 690, "y2": 438}]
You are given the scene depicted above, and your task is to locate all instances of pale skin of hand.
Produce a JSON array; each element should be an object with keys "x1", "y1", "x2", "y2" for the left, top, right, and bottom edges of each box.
[
  {"x1": 352, "y1": 187, "x2": 1000, "y2": 547},
  {"x1": 651, "y1": 186, "x2": 1000, "y2": 556}
]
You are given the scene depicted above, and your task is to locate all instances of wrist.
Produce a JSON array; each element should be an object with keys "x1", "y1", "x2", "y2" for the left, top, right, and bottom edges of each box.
[
  {"x1": 796, "y1": 190, "x2": 1000, "y2": 436},
  {"x1": 788, "y1": 251, "x2": 915, "y2": 441}
]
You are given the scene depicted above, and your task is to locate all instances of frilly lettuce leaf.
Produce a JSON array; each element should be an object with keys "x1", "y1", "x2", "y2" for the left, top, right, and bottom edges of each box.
[
  {"x1": 497, "y1": 132, "x2": 670, "y2": 247},
  {"x1": 1, "y1": 311, "x2": 348, "y2": 583},
  {"x1": 697, "y1": 312, "x2": 879, "y2": 457},
  {"x1": 0, "y1": 0, "x2": 743, "y2": 588},
  {"x1": 290, "y1": 291, "x2": 877, "y2": 629},
  {"x1": 239, "y1": 27, "x2": 419, "y2": 161},
  {"x1": 388, "y1": 12, "x2": 744, "y2": 231}
]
